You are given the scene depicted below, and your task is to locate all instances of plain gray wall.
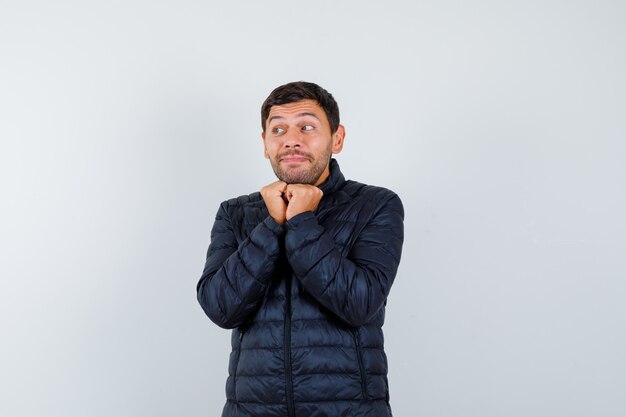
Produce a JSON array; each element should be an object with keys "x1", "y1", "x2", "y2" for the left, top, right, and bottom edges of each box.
[{"x1": 1, "y1": 1, "x2": 625, "y2": 416}]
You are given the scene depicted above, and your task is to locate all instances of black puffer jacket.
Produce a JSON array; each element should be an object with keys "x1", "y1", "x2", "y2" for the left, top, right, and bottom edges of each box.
[{"x1": 197, "y1": 159, "x2": 404, "y2": 417}]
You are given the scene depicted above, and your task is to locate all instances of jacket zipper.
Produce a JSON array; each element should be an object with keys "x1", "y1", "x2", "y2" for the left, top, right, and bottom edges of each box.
[
  {"x1": 233, "y1": 327, "x2": 245, "y2": 401},
  {"x1": 285, "y1": 274, "x2": 295, "y2": 417},
  {"x1": 353, "y1": 327, "x2": 368, "y2": 400}
]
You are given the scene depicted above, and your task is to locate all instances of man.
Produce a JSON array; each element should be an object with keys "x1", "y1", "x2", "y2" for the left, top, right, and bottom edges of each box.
[{"x1": 197, "y1": 81, "x2": 404, "y2": 417}]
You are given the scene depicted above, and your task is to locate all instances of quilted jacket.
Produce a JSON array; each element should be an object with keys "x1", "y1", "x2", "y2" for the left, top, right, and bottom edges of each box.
[{"x1": 197, "y1": 159, "x2": 404, "y2": 417}]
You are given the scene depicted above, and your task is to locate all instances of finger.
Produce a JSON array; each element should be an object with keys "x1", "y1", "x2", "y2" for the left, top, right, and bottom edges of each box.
[
  {"x1": 268, "y1": 182, "x2": 286, "y2": 195},
  {"x1": 274, "y1": 182, "x2": 288, "y2": 193},
  {"x1": 286, "y1": 184, "x2": 302, "y2": 195}
]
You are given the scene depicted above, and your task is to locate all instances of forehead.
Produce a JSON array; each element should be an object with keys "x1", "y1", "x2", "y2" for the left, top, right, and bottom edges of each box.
[{"x1": 267, "y1": 99, "x2": 327, "y2": 122}]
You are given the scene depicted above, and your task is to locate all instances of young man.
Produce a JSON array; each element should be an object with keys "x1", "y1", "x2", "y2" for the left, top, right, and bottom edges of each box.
[{"x1": 197, "y1": 81, "x2": 404, "y2": 417}]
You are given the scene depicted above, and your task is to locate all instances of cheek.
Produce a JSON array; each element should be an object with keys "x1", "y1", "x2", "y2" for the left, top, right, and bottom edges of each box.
[
  {"x1": 313, "y1": 138, "x2": 332, "y2": 152},
  {"x1": 266, "y1": 142, "x2": 281, "y2": 158}
]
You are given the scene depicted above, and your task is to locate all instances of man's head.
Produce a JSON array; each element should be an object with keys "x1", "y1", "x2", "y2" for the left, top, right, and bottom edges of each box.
[{"x1": 261, "y1": 81, "x2": 345, "y2": 185}]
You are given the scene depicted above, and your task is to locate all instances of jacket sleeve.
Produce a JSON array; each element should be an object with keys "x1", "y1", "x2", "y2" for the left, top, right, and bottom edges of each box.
[
  {"x1": 284, "y1": 192, "x2": 404, "y2": 327},
  {"x1": 196, "y1": 201, "x2": 284, "y2": 329}
]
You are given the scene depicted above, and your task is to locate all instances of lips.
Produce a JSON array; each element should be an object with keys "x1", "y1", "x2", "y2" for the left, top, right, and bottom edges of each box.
[{"x1": 280, "y1": 155, "x2": 309, "y2": 163}]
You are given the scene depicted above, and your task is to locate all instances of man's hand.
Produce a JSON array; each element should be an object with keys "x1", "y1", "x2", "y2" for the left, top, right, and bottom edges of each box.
[
  {"x1": 285, "y1": 184, "x2": 323, "y2": 221},
  {"x1": 260, "y1": 181, "x2": 288, "y2": 225}
]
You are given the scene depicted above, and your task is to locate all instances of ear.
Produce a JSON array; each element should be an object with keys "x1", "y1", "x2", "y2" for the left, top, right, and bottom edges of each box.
[
  {"x1": 261, "y1": 131, "x2": 269, "y2": 159},
  {"x1": 331, "y1": 124, "x2": 345, "y2": 154}
]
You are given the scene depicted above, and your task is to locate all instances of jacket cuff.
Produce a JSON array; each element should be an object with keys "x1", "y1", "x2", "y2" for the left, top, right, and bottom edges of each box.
[
  {"x1": 263, "y1": 216, "x2": 286, "y2": 235},
  {"x1": 285, "y1": 211, "x2": 317, "y2": 230}
]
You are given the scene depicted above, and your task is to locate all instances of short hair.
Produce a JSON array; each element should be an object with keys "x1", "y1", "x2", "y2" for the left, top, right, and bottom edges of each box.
[{"x1": 261, "y1": 81, "x2": 340, "y2": 133}]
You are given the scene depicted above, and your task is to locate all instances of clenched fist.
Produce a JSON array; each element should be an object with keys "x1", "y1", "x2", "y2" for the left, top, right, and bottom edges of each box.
[
  {"x1": 261, "y1": 182, "x2": 324, "y2": 225},
  {"x1": 284, "y1": 184, "x2": 324, "y2": 221},
  {"x1": 260, "y1": 181, "x2": 288, "y2": 225}
]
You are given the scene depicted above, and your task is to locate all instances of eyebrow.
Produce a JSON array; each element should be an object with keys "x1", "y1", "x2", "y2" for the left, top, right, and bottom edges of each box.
[{"x1": 268, "y1": 112, "x2": 321, "y2": 125}]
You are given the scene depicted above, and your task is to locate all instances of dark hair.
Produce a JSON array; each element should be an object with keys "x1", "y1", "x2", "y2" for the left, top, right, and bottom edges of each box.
[{"x1": 261, "y1": 81, "x2": 340, "y2": 133}]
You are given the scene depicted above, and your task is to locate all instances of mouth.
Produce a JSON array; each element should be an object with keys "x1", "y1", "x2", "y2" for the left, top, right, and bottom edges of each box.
[{"x1": 280, "y1": 155, "x2": 309, "y2": 164}]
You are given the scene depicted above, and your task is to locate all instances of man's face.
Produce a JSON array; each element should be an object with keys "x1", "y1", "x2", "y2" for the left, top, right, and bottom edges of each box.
[{"x1": 262, "y1": 99, "x2": 344, "y2": 185}]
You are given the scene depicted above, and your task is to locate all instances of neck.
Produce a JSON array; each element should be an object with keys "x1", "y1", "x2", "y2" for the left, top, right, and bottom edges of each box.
[{"x1": 314, "y1": 165, "x2": 331, "y2": 186}]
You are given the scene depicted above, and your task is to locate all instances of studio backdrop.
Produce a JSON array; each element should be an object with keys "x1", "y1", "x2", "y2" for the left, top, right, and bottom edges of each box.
[{"x1": 1, "y1": 1, "x2": 625, "y2": 416}]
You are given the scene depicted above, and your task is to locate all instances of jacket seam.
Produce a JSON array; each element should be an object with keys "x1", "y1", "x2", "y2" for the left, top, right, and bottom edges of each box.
[
  {"x1": 227, "y1": 398, "x2": 388, "y2": 405},
  {"x1": 237, "y1": 371, "x2": 387, "y2": 377}
]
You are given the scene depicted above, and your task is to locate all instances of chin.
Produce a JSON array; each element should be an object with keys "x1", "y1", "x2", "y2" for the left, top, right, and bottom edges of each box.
[
  {"x1": 280, "y1": 171, "x2": 316, "y2": 185},
  {"x1": 271, "y1": 158, "x2": 324, "y2": 185}
]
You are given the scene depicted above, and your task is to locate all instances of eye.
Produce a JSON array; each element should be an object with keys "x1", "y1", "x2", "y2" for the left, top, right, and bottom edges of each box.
[
  {"x1": 302, "y1": 125, "x2": 314, "y2": 131},
  {"x1": 272, "y1": 127, "x2": 285, "y2": 134}
]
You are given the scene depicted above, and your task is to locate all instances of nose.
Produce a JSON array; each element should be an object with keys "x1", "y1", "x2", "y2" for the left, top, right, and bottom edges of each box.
[{"x1": 283, "y1": 130, "x2": 303, "y2": 149}]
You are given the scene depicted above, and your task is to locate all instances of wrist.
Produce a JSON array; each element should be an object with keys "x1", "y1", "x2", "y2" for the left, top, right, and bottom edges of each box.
[
  {"x1": 285, "y1": 211, "x2": 316, "y2": 228},
  {"x1": 264, "y1": 216, "x2": 286, "y2": 233}
]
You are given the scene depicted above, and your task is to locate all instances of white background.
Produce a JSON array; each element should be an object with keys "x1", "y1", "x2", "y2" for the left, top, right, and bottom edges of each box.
[{"x1": 1, "y1": 1, "x2": 625, "y2": 416}]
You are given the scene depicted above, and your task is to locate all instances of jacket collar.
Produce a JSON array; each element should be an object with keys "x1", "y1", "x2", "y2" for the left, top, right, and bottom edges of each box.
[{"x1": 317, "y1": 158, "x2": 346, "y2": 195}]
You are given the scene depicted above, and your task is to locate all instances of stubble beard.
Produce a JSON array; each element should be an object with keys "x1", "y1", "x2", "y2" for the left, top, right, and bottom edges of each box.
[{"x1": 270, "y1": 147, "x2": 332, "y2": 185}]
